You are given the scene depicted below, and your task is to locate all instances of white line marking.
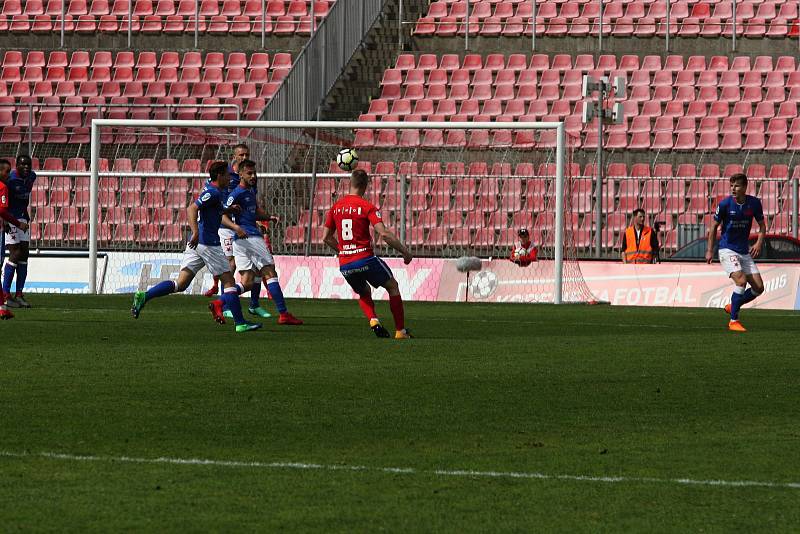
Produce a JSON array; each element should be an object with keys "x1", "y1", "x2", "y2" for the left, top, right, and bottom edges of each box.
[{"x1": 2, "y1": 450, "x2": 799, "y2": 490}]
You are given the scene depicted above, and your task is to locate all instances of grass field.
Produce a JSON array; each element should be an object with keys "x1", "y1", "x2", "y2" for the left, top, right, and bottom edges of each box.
[{"x1": 2, "y1": 294, "x2": 799, "y2": 532}]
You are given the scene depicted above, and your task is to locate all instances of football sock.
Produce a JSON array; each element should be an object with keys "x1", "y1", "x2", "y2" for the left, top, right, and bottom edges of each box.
[
  {"x1": 2, "y1": 262, "x2": 15, "y2": 294},
  {"x1": 741, "y1": 287, "x2": 762, "y2": 305},
  {"x1": 358, "y1": 293, "x2": 378, "y2": 321},
  {"x1": 266, "y1": 277, "x2": 287, "y2": 313},
  {"x1": 222, "y1": 287, "x2": 246, "y2": 324},
  {"x1": 145, "y1": 280, "x2": 176, "y2": 302},
  {"x1": 250, "y1": 278, "x2": 262, "y2": 309},
  {"x1": 15, "y1": 261, "x2": 27, "y2": 293},
  {"x1": 389, "y1": 294, "x2": 405, "y2": 331},
  {"x1": 730, "y1": 285, "x2": 746, "y2": 320}
]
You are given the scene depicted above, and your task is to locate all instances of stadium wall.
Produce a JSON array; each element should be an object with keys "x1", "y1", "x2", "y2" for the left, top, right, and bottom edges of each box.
[{"x1": 22, "y1": 254, "x2": 800, "y2": 310}]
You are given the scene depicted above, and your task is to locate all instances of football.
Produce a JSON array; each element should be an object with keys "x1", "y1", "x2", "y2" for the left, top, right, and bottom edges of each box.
[
  {"x1": 336, "y1": 147, "x2": 359, "y2": 172},
  {"x1": 515, "y1": 246, "x2": 528, "y2": 258}
]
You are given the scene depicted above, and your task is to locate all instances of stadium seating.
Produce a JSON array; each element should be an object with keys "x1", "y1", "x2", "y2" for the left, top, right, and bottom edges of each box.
[
  {"x1": 413, "y1": 0, "x2": 795, "y2": 39},
  {"x1": 359, "y1": 53, "x2": 800, "y2": 151},
  {"x1": 0, "y1": 0, "x2": 334, "y2": 35},
  {"x1": 4, "y1": 0, "x2": 799, "y2": 255},
  {"x1": 17, "y1": 154, "x2": 797, "y2": 251},
  {"x1": 0, "y1": 50, "x2": 290, "y2": 141},
  {"x1": 274, "y1": 160, "x2": 796, "y2": 250}
]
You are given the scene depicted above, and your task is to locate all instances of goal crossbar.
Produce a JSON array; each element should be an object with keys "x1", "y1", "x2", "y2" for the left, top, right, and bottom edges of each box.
[{"x1": 88, "y1": 119, "x2": 567, "y2": 303}]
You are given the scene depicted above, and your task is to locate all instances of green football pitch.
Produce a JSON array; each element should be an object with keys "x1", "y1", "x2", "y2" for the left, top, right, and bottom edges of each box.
[{"x1": 2, "y1": 295, "x2": 799, "y2": 531}]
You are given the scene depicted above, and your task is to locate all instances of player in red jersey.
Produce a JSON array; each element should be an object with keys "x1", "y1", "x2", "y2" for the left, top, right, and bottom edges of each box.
[
  {"x1": 0, "y1": 159, "x2": 29, "y2": 320},
  {"x1": 323, "y1": 169, "x2": 413, "y2": 339}
]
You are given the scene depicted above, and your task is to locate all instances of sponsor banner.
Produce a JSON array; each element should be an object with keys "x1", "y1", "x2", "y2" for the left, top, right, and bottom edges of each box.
[
  {"x1": 101, "y1": 252, "x2": 443, "y2": 301},
  {"x1": 13, "y1": 255, "x2": 90, "y2": 294},
  {"x1": 439, "y1": 259, "x2": 800, "y2": 310},
  {"x1": 17, "y1": 253, "x2": 800, "y2": 310},
  {"x1": 581, "y1": 262, "x2": 800, "y2": 309}
]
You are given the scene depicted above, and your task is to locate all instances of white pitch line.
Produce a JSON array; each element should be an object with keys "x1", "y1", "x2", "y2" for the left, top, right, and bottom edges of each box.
[{"x1": 1, "y1": 450, "x2": 798, "y2": 490}]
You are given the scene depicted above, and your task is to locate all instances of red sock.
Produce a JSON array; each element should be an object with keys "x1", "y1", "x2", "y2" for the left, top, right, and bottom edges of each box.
[
  {"x1": 389, "y1": 294, "x2": 405, "y2": 331},
  {"x1": 358, "y1": 294, "x2": 377, "y2": 320}
]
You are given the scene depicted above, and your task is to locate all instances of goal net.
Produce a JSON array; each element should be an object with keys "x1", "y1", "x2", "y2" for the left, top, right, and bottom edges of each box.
[{"x1": 81, "y1": 119, "x2": 597, "y2": 303}]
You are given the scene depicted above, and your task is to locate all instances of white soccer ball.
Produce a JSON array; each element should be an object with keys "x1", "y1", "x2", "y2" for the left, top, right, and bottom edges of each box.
[
  {"x1": 515, "y1": 246, "x2": 528, "y2": 258},
  {"x1": 470, "y1": 270, "x2": 498, "y2": 300},
  {"x1": 336, "y1": 147, "x2": 359, "y2": 172}
]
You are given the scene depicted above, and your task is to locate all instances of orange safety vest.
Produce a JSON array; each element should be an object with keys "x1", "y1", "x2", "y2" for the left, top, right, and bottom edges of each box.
[{"x1": 624, "y1": 226, "x2": 654, "y2": 264}]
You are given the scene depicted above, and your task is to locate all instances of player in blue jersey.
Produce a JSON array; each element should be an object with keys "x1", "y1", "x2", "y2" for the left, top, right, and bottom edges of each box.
[
  {"x1": 3, "y1": 155, "x2": 36, "y2": 309},
  {"x1": 223, "y1": 159, "x2": 303, "y2": 325},
  {"x1": 131, "y1": 161, "x2": 261, "y2": 333},
  {"x1": 706, "y1": 173, "x2": 766, "y2": 332},
  {"x1": 204, "y1": 143, "x2": 271, "y2": 318}
]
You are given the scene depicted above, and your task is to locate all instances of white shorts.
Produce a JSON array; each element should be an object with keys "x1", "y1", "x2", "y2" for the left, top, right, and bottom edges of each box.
[
  {"x1": 233, "y1": 236, "x2": 274, "y2": 273},
  {"x1": 719, "y1": 248, "x2": 760, "y2": 276},
  {"x1": 179, "y1": 243, "x2": 231, "y2": 276},
  {"x1": 4, "y1": 219, "x2": 30, "y2": 244},
  {"x1": 218, "y1": 228, "x2": 235, "y2": 257}
]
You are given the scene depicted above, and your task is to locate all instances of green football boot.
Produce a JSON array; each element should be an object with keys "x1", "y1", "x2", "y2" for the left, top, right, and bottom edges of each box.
[
  {"x1": 248, "y1": 306, "x2": 272, "y2": 318},
  {"x1": 223, "y1": 310, "x2": 234, "y2": 319},
  {"x1": 131, "y1": 291, "x2": 146, "y2": 319},
  {"x1": 235, "y1": 322, "x2": 262, "y2": 333}
]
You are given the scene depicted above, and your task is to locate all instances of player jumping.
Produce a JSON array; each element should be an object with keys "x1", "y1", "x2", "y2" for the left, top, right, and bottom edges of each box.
[
  {"x1": 131, "y1": 161, "x2": 261, "y2": 333},
  {"x1": 222, "y1": 159, "x2": 303, "y2": 325},
  {"x1": 0, "y1": 159, "x2": 30, "y2": 320},
  {"x1": 706, "y1": 173, "x2": 766, "y2": 332},
  {"x1": 322, "y1": 169, "x2": 413, "y2": 339},
  {"x1": 3, "y1": 155, "x2": 36, "y2": 309}
]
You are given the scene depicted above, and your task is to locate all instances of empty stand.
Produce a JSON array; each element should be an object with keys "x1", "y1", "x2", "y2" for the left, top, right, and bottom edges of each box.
[
  {"x1": 358, "y1": 53, "x2": 800, "y2": 151},
  {"x1": 1, "y1": 49, "x2": 290, "y2": 141}
]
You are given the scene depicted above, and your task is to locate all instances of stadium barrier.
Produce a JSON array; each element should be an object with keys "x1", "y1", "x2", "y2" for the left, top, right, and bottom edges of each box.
[{"x1": 23, "y1": 253, "x2": 800, "y2": 310}]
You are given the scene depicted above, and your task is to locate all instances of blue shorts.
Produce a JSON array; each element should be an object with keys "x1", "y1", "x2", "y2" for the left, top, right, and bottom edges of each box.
[{"x1": 340, "y1": 256, "x2": 394, "y2": 294}]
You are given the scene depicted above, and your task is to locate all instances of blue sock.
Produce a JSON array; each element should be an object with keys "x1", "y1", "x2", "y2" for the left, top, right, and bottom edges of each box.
[
  {"x1": 741, "y1": 288, "x2": 759, "y2": 305},
  {"x1": 145, "y1": 280, "x2": 176, "y2": 302},
  {"x1": 2, "y1": 262, "x2": 15, "y2": 294},
  {"x1": 249, "y1": 280, "x2": 261, "y2": 309},
  {"x1": 15, "y1": 261, "x2": 27, "y2": 293},
  {"x1": 730, "y1": 287, "x2": 746, "y2": 320},
  {"x1": 221, "y1": 290, "x2": 246, "y2": 324},
  {"x1": 266, "y1": 277, "x2": 287, "y2": 313}
]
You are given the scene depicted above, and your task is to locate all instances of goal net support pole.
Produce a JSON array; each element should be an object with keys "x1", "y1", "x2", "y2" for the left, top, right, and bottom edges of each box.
[{"x1": 88, "y1": 119, "x2": 568, "y2": 303}]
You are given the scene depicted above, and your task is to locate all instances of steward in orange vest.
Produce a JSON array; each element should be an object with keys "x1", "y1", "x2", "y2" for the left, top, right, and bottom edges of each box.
[{"x1": 621, "y1": 209, "x2": 659, "y2": 264}]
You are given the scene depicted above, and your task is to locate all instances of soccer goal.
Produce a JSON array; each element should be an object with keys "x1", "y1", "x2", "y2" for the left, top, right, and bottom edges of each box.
[{"x1": 86, "y1": 119, "x2": 597, "y2": 304}]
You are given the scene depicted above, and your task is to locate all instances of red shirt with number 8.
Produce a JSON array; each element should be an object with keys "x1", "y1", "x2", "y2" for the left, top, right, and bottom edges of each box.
[{"x1": 325, "y1": 194, "x2": 383, "y2": 266}]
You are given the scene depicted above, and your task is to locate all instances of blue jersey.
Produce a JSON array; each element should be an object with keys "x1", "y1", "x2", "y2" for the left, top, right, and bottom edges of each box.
[
  {"x1": 225, "y1": 185, "x2": 261, "y2": 238},
  {"x1": 219, "y1": 164, "x2": 242, "y2": 198},
  {"x1": 194, "y1": 183, "x2": 225, "y2": 246},
  {"x1": 7, "y1": 169, "x2": 36, "y2": 220},
  {"x1": 714, "y1": 195, "x2": 764, "y2": 255}
]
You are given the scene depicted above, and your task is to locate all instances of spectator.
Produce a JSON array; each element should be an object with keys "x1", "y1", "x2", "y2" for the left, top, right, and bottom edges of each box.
[
  {"x1": 509, "y1": 228, "x2": 538, "y2": 266},
  {"x1": 621, "y1": 209, "x2": 659, "y2": 264}
]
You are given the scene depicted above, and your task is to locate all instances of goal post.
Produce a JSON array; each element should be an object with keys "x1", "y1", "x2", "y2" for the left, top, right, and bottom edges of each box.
[{"x1": 88, "y1": 119, "x2": 586, "y2": 304}]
